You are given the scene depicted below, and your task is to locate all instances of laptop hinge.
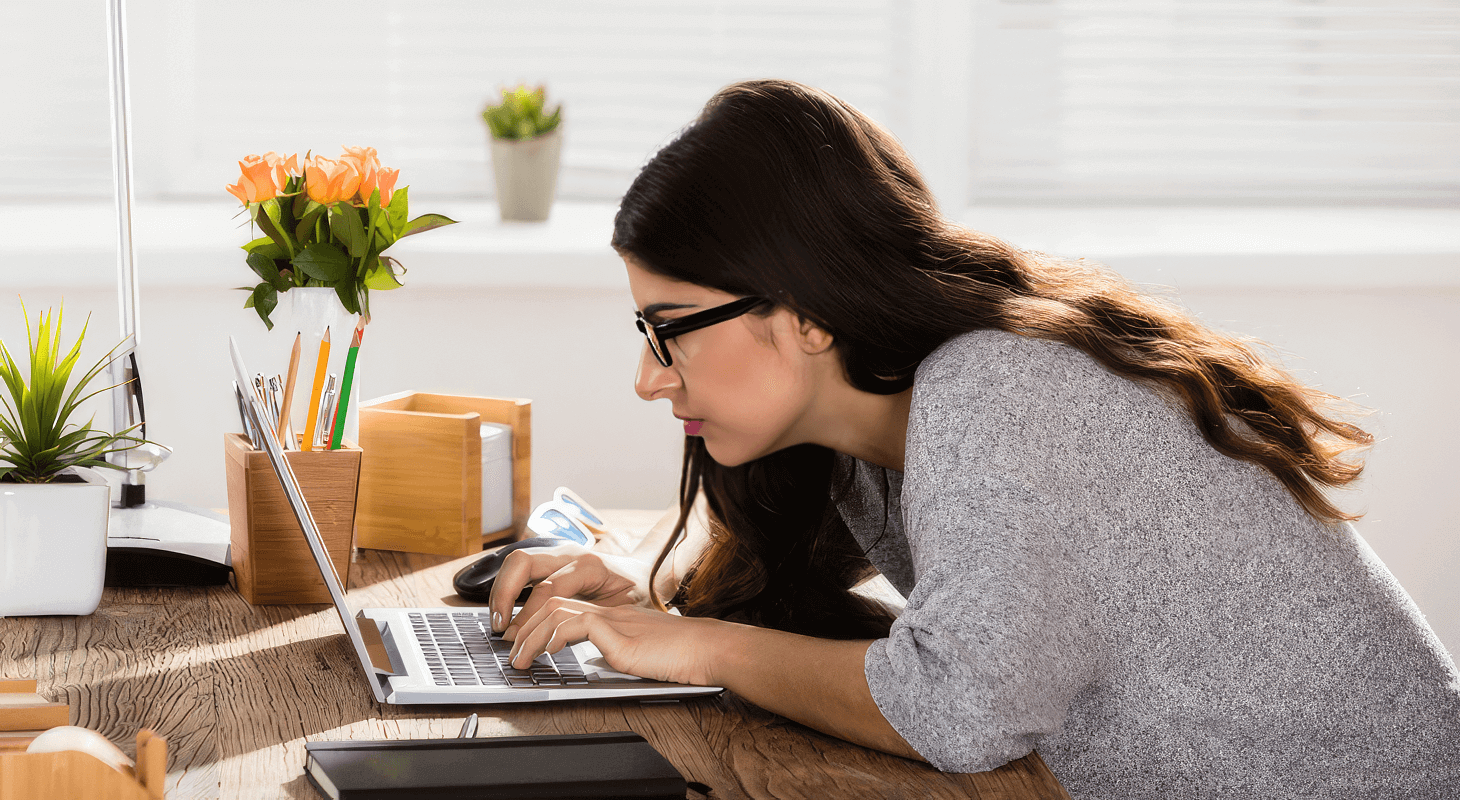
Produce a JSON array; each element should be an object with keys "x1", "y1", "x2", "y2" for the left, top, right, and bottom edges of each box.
[{"x1": 355, "y1": 611, "x2": 402, "y2": 676}]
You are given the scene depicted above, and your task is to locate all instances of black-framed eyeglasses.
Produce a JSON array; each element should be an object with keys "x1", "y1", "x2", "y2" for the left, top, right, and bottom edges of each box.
[{"x1": 635, "y1": 296, "x2": 768, "y2": 368}]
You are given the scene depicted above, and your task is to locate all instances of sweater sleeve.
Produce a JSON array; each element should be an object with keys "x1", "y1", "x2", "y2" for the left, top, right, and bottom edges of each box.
[{"x1": 862, "y1": 331, "x2": 1107, "y2": 773}]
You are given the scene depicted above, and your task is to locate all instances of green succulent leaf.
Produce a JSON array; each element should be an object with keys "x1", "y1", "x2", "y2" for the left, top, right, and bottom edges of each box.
[{"x1": 0, "y1": 301, "x2": 161, "y2": 483}]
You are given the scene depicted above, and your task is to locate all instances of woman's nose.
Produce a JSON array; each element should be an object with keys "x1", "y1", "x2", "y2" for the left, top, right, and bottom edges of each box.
[{"x1": 634, "y1": 343, "x2": 680, "y2": 401}]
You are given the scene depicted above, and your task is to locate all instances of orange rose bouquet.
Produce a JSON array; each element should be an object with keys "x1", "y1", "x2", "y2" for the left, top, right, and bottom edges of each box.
[{"x1": 226, "y1": 147, "x2": 457, "y2": 329}]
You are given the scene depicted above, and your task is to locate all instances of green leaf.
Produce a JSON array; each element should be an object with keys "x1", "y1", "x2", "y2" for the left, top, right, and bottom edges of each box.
[
  {"x1": 252, "y1": 284, "x2": 278, "y2": 330},
  {"x1": 0, "y1": 301, "x2": 162, "y2": 482},
  {"x1": 386, "y1": 185, "x2": 409, "y2": 238},
  {"x1": 254, "y1": 203, "x2": 291, "y2": 256},
  {"x1": 295, "y1": 204, "x2": 327, "y2": 246},
  {"x1": 333, "y1": 279, "x2": 360, "y2": 315},
  {"x1": 400, "y1": 213, "x2": 458, "y2": 239},
  {"x1": 246, "y1": 252, "x2": 291, "y2": 292},
  {"x1": 364, "y1": 255, "x2": 406, "y2": 291},
  {"x1": 241, "y1": 236, "x2": 285, "y2": 261},
  {"x1": 329, "y1": 203, "x2": 368, "y2": 258},
  {"x1": 291, "y1": 243, "x2": 351, "y2": 283}
]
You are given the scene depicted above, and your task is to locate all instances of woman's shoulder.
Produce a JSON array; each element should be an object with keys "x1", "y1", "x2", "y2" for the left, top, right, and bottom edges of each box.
[
  {"x1": 912, "y1": 328, "x2": 1143, "y2": 412},
  {"x1": 907, "y1": 328, "x2": 1199, "y2": 469}
]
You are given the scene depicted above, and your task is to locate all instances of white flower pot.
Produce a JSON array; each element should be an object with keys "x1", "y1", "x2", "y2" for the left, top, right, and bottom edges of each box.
[
  {"x1": 489, "y1": 127, "x2": 562, "y2": 222},
  {"x1": 0, "y1": 468, "x2": 111, "y2": 616}
]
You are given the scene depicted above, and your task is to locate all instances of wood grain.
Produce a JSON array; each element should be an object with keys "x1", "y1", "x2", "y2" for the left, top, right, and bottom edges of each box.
[
  {"x1": 0, "y1": 509, "x2": 1069, "y2": 799},
  {"x1": 223, "y1": 433, "x2": 361, "y2": 605},
  {"x1": 356, "y1": 392, "x2": 532, "y2": 556}
]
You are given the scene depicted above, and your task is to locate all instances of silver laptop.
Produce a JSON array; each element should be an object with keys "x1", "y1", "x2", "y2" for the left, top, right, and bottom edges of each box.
[{"x1": 229, "y1": 336, "x2": 723, "y2": 705}]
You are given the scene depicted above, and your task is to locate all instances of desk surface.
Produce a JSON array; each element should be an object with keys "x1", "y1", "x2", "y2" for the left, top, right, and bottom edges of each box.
[{"x1": 0, "y1": 510, "x2": 1069, "y2": 800}]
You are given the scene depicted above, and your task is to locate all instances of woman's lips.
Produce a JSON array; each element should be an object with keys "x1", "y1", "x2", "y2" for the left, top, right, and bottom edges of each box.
[{"x1": 682, "y1": 419, "x2": 703, "y2": 436}]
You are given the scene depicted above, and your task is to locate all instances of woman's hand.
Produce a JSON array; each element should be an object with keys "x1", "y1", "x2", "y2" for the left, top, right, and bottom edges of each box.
[
  {"x1": 487, "y1": 545, "x2": 655, "y2": 639},
  {"x1": 506, "y1": 598, "x2": 724, "y2": 686}
]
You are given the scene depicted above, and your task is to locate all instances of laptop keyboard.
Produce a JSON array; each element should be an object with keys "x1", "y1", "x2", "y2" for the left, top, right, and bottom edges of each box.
[{"x1": 410, "y1": 612, "x2": 594, "y2": 688}]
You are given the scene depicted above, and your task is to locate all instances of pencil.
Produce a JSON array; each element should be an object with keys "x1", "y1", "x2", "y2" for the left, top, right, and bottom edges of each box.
[
  {"x1": 328, "y1": 318, "x2": 365, "y2": 450},
  {"x1": 277, "y1": 332, "x2": 302, "y2": 447},
  {"x1": 301, "y1": 326, "x2": 331, "y2": 452}
]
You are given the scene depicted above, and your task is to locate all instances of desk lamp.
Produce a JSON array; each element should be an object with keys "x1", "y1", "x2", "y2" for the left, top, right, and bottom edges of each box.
[{"x1": 101, "y1": 0, "x2": 232, "y2": 586}]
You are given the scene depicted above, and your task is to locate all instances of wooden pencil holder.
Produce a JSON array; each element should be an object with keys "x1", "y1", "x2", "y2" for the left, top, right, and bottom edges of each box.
[
  {"x1": 0, "y1": 678, "x2": 166, "y2": 800},
  {"x1": 223, "y1": 432, "x2": 362, "y2": 605},
  {"x1": 356, "y1": 391, "x2": 531, "y2": 557}
]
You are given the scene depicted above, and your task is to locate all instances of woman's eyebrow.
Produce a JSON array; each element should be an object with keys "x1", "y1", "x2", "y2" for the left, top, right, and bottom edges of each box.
[{"x1": 642, "y1": 302, "x2": 698, "y2": 317}]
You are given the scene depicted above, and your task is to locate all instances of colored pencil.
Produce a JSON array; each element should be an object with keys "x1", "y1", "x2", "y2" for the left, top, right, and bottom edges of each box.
[
  {"x1": 328, "y1": 318, "x2": 365, "y2": 450},
  {"x1": 301, "y1": 326, "x2": 331, "y2": 452},
  {"x1": 276, "y1": 332, "x2": 302, "y2": 447}
]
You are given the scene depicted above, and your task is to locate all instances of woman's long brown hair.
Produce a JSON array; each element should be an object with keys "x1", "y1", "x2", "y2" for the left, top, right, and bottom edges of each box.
[{"x1": 613, "y1": 79, "x2": 1373, "y2": 637}]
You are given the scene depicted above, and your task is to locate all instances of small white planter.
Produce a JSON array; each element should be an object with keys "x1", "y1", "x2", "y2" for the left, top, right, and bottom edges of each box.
[
  {"x1": 489, "y1": 127, "x2": 562, "y2": 222},
  {"x1": 0, "y1": 468, "x2": 111, "y2": 616}
]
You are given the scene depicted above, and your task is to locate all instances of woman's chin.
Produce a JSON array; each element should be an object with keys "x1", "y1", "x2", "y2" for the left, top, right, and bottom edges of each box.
[{"x1": 700, "y1": 436, "x2": 750, "y2": 468}]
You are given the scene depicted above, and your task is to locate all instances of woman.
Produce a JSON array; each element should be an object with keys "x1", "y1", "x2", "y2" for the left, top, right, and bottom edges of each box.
[{"x1": 488, "y1": 79, "x2": 1460, "y2": 797}]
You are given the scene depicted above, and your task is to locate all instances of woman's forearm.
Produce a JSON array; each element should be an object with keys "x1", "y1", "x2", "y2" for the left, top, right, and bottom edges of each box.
[{"x1": 707, "y1": 621, "x2": 924, "y2": 762}]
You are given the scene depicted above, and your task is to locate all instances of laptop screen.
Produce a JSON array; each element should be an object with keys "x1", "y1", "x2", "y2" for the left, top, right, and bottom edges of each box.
[{"x1": 229, "y1": 336, "x2": 391, "y2": 703}]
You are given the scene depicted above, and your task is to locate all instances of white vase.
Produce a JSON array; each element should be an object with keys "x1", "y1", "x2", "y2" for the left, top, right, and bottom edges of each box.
[
  {"x1": 0, "y1": 468, "x2": 111, "y2": 616},
  {"x1": 275, "y1": 287, "x2": 362, "y2": 448},
  {"x1": 489, "y1": 127, "x2": 562, "y2": 222}
]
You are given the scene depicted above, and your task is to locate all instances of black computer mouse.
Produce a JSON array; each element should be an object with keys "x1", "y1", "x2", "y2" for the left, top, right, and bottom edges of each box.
[{"x1": 453, "y1": 536, "x2": 569, "y2": 604}]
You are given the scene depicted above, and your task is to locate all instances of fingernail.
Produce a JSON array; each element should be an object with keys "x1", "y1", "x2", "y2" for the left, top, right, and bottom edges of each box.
[{"x1": 491, "y1": 611, "x2": 502, "y2": 632}]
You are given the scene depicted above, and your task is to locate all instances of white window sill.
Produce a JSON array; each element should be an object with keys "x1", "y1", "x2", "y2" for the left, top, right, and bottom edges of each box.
[{"x1": 4, "y1": 201, "x2": 1456, "y2": 290}]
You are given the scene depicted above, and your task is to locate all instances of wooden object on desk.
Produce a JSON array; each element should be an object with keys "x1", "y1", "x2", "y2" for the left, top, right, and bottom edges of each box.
[
  {"x1": 0, "y1": 729, "x2": 167, "y2": 800},
  {"x1": 222, "y1": 432, "x2": 362, "y2": 605},
  {"x1": 0, "y1": 679, "x2": 166, "y2": 799},
  {"x1": 356, "y1": 391, "x2": 531, "y2": 556},
  {"x1": 0, "y1": 679, "x2": 68, "y2": 734}
]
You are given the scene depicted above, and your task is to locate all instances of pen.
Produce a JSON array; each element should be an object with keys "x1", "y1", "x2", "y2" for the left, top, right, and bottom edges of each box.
[
  {"x1": 278, "y1": 331, "x2": 302, "y2": 448},
  {"x1": 302, "y1": 326, "x2": 330, "y2": 452},
  {"x1": 266, "y1": 376, "x2": 284, "y2": 447},
  {"x1": 458, "y1": 713, "x2": 477, "y2": 738},
  {"x1": 315, "y1": 375, "x2": 337, "y2": 449},
  {"x1": 328, "y1": 319, "x2": 365, "y2": 450}
]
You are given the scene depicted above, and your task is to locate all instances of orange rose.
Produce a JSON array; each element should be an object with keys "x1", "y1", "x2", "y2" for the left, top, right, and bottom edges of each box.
[
  {"x1": 357, "y1": 166, "x2": 399, "y2": 207},
  {"x1": 303, "y1": 155, "x2": 362, "y2": 204},
  {"x1": 262, "y1": 151, "x2": 299, "y2": 190},
  {"x1": 339, "y1": 146, "x2": 380, "y2": 175},
  {"x1": 224, "y1": 154, "x2": 279, "y2": 204}
]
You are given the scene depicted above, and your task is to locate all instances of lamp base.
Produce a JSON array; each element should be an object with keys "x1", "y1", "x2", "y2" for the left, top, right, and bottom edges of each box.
[{"x1": 105, "y1": 500, "x2": 232, "y2": 587}]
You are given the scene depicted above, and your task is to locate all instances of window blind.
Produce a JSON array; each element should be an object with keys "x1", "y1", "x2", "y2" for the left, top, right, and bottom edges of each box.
[
  {"x1": 970, "y1": 0, "x2": 1460, "y2": 203},
  {"x1": 155, "y1": 0, "x2": 903, "y2": 201}
]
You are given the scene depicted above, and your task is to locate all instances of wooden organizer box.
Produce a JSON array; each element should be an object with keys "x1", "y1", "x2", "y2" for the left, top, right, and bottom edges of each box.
[
  {"x1": 223, "y1": 432, "x2": 362, "y2": 605},
  {"x1": 356, "y1": 391, "x2": 530, "y2": 556},
  {"x1": 0, "y1": 679, "x2": 166, "y2": 800}
]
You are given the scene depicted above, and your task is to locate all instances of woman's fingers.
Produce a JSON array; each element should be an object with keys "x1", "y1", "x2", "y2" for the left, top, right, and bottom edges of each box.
[
  {"x1": 509, "y1": 598, "x2": 593, "y2": 669},
  {"x1": 487, "y1": 546, "x2": 584, "y2": 632},
  {"x1": 502, "y1": 558, "x2": 605, "y2": 640}
]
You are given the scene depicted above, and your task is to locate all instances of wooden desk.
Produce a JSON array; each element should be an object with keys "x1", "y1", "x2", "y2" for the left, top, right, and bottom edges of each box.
[{"x1": 0, "y1": 511, "x2": 1069, "y2": 800}]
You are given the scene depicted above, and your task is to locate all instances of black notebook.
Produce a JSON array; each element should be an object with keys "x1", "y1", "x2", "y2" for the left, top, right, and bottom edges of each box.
[{"x1": 304, "y1": 731, "x2": 687, "y2": 800}]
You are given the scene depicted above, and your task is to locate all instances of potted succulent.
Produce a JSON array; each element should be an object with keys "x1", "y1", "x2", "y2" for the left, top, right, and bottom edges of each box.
[
  {"x1": 482, "y1": 84, "x2": 563, "y2": 222},
  {"x1": 0, "y1": 303, "x2": 150, "y2": 616}
]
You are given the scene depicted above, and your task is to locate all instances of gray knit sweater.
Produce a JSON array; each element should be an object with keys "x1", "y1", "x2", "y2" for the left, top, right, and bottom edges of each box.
[{"x1": 839, "y1": 328, "x2": 1460, "y2": 798}]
